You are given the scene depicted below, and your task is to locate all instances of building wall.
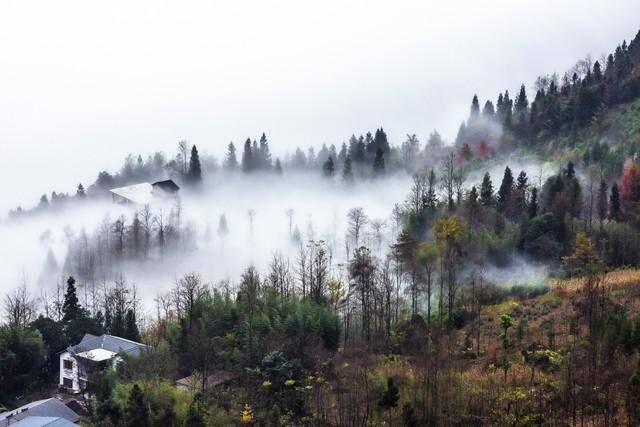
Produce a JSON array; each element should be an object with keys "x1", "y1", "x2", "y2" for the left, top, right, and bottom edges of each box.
[{"x1": 59, "y1": 352, "x2": 81, "y2": 393}]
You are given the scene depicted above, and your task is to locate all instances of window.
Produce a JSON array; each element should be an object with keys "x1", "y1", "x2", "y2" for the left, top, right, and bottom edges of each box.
[
  {"x1": 63, "y1": 377, "x2": 73, "y2": 388},
  {"x1": 63, "y1": 359, "x2": 73, "y2": 370}
]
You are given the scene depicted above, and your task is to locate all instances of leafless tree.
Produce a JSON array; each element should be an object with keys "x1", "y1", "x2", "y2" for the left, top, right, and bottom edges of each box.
[
  {"x1": 347, "y1": 207, "x2": 368, "y2": 248},
  {"x1": 3, "y1": 283, "x2": 37, "y2": 326}
]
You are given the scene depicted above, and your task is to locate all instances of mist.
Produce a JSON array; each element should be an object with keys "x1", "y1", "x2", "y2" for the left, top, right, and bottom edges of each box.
[
  {"x1": 0, "y1": 172, "x2": 413, "y2": 309},
  {"x1": 1, "y1": 0, "x2": 639, "y2": 215}
]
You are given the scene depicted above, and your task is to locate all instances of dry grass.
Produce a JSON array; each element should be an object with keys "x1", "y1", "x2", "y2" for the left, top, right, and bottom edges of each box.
[{"x1": 552, "y1": 268, "x2": 640, "y2": 295}]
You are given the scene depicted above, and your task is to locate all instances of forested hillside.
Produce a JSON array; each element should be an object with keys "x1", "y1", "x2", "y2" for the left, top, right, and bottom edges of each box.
[{"x1": 4, "y1": 29, "x2": 640, "y2": 427}]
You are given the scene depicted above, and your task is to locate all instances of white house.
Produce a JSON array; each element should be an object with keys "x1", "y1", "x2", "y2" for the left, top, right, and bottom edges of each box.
[
  {"x1": 109, "y1": 179, "x2": 180, "y2": 205},
  {"x1": 59, "y1": 334, "x2": 149, "y2": 393}
]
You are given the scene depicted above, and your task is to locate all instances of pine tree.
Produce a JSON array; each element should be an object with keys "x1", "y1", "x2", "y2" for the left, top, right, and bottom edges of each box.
[
  {"x1": 62, "y1": 276, "x2": 81, "y2": 322},
  {"x1": 258, "y1": 133, "x2": 272, "y2": 170},
  {"x1": 124, "y1": 309, "x2": 140, "y2": 342},
  {"x1": 323, "y1": 156, "x2": 335, "y2": 177},
  {"x1": 480, "y1": 172, "x2": 494, "y2": 206},
  {"x1": 188, "y1": 145, "x2": 202, "y2": 183},
  {"x1": 529, "y1": 187, "x2": 539, "y2": 218},
  {"x1": 469, "y1": 95, "x2": 480, "y2": 122},
  {"x1": 497, "y1": 167, "x2": 514, "y2": 215},
  {"x1": 124, "y1": 384, "x2": 150, "y2": 427},
  {"x1": 378, "y1": 377, "x2": 400, "y2": 409},
  {"x1": 274, "y1": 158, "x2": 283, "y2": 175},
  {"x1": 374, "y1": 128, "x2": 390, "y2": 154},
  {"x1": 597, "y1": 179, "x2": 608, "y2": 225},
  {"x1": 372, "y1": 148, "x2": 385, "y2": 176},
  {"x1": 185, "y1": 393, "x2": 206, "y2": 427},
  {"x1": 342, "y1": 155, "x2": 354, "y2": 183},
  {"x1": 76, "y1": 183, "x2": 86, "y2": 199},
  {"x1": 610, "y1": 182, "x2": 621, "y2": 220},
  {"x1": 241, "y1": 138, "x2": 253, "y2": 173},
  {"x1": 223, "y1": 142, "x2": 239, "y2": 171}
]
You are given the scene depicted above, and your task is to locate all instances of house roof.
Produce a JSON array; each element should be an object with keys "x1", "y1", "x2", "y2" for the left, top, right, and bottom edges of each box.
[
  {"x1": 10, "y1": 417, "x2": 78, "y2": 427},
  {"x1": 152, "y1": 179, "x2": 180, "y2": 193},
  {"x1": 109, "y1": 182, "x2": 154, "y2": 205},
  {"x1": 0, "y1": 399, "x2": 80, "y2": 427},
  {"x1": 69, "y1": 334, "x2": 149, "y2": 359}
]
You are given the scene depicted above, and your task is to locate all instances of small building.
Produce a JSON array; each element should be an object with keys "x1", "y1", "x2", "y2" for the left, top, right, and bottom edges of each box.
[
  {"x1": 175, "y1": 370, "x2": 238, "y2": 392},
  {"x1": 0, "y1": 398, "x2": 80, "y2": 427},
  {"x1": 109, "y1": 179, "x2": 180, "y2": 205},
  {"x1": 59, "y1": 334, "x2": 149, "y2": 393}
]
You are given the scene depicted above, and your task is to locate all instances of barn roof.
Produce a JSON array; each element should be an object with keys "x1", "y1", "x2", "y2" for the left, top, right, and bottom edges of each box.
[{"x1": 109, "y1": 182, "x2": 154, "y2": 204}]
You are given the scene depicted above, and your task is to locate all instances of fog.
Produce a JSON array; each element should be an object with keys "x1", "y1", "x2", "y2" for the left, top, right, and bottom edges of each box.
[
  {"x1": 0, "y1": 173, "x2": 412, "y2": 307},
  {"x1": 1, "y1": 0, "x2": 638, "y2": 215}
]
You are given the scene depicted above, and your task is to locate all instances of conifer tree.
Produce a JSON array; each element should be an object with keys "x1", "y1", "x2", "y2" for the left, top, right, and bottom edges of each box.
[
  {"x1": 378, "y1": 377, "x2": 400, "y2": 409},
  {"x1": 529, "y1": 187, "x2": 539, "y2": 218},
  {"x1": 469, "y1": 95, "x2": 480, "y2": 121},
  {"x1": 322, "y1": 156, "x2": 335, "y2": 177},
  {"x1": 124, "y1": 309, "x2": 140, "y2": 342},
  {"x1": 223, "y1": 142, "x2": 239, "y2": 171},
  {"x1": 497, "y1": 166, "x2": 514, "y2": 215},
  {"x1": 274, "y1": 158, "x2": 283, "y2": 175},
  {"x1": 241, "y1": 139, "x2": 253, "y2": 173},
  {"x1": 342, "y1": 155, "x2": 354, "y2": 183},
  {"x1": 188, "y1": 145, "x2": 202, "y2": 183},
  {"x1": 597, "y1": 179, "x2": 608, "y2": 225},
  {"x1": 124, "y1": 384, "x2": 150, "y2": 427},
  {"x1": 372, "y1": 148, "x2": 385, "y2": 176},
  {"x1": 480, "y1": 172, "x2": 494, "y2": 206},
  {"x1": 62, "y1": 276, "x2": 81, "y2": 322},
  {"x1": 610, "y1": 182, "x2": 621, "y2": 221},
  {"x1": 76, "y1": 183, "x2": 86, "y2": 199}
]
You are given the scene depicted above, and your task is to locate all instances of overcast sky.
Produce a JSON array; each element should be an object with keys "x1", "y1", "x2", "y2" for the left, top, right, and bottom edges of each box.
[{"x1": 0, "y1": 0, "x2": 638, "y2": 215}]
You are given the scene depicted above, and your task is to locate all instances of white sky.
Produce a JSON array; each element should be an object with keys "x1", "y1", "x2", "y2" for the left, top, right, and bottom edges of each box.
[{"x1": 0, "y1": 0, "x2": 638, "y2": 215}]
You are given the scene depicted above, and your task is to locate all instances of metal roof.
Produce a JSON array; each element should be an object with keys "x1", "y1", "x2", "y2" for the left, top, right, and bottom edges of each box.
[
  {"x1": 109, "y1": 182, "x2": 154, "y2": 205},
  {"x1": 10, "y1": 417, "x2": 78, "y2": 427},
  {"x1": 0, "y1": 399, "x2": 80, "y2": 427},
  {"x1": 69, "y1": 334, "x2": 149, "y2": 358}
]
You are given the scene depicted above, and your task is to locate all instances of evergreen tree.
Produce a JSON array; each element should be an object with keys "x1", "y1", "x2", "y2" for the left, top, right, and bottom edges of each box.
[
  {"x1": 338, "y1": 142, "x2": 348, "y2": 163},
  {"x1": 274, "y1": 158, "x2": 283, "y2": 175},
  {"x1": 610, "y1": 181, "x2": 621, "y2": 221},
  {"x1": 497, "y1": 166, "x2": 514, "y2": 215},
  {"x1": 480, "y1": 172, "x2": 494, "y2": 207},
  {"x1": 76, "y1": 183, "x2": 86, "y2": 199},
  {"x1": 374, "y1": 128, "x2": 391, "y2": 155},
  {"x1": 185, "y1": 393, "x2": 206, "y2": 427},
  {"x1": 469, "y1": 94, "x2": 480, "y2": 122},
  {"x1": 372, "y1": 148, "x2": 385, "y2": 176},
  {"x1": 223, "y1": 142, "x2": 239, "y2": 171},
  {"x1": 62, "y1": 276, "x2": 80, "y2": 322},
  {"x1": 124, "y1": 309, "x2": 140, "y2": 342},
  {"x1": 378, "y1": 377, "x2": 400, "y2": 409},
  {"x1": 258, "y1": 133, "x2": 272, "y2": 170},
  {"x1": 124, "y1": 384, "x2": 150, "y2": 427},
  {"x1": 241, "y1": 138, "x2": 253, "y2": 173},
  {"x1": 529, "y1": 187, "x2": 539, "y2": 218},
  {"x1": 597, "y1": 179, "x2": 608, "y2": 225},
  {"x1": 322, "y1": 156, "x2": 335, "y2": 177},
  {"x1": 188, "y1": 145, "x2": 202, "y2": 183},
  {"x1": 482, "y1": 100, "x2": 495, "y2": 120},
  {"x1": 342, "y1": 155, "x2": 354, "y2": 183}
]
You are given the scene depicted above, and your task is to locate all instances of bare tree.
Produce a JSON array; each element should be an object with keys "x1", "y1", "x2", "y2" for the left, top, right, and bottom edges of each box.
[
  {"x1": 347, "y1": 207, "x2": 368, "y2": 248},
  {"x1": 3, "y1": 283, "x2": 37, "y2": 326},
  {"x1": 268, "y1": 251, "x2": 293, "y2": 297},
  {"x1": 285, "y1": 208, "x2": 294, "y2": 238}
]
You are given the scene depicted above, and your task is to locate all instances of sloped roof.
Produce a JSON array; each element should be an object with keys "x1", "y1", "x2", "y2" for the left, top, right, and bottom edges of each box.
[
  {"x1": 0, "y1": 399, "x2": 80, "y2": 427},
  {"x1": 69, "y1": 334, "x2": 149, "y2": 359},
  {"x1": 109, "y1": 182, "x2": 154, "y2": 204},
  {"x1": 10, "y1": 417, "x2": 78, "y2": 427},
  {"x1": 176, "y1": 370, "x2": 238, "y2": 389},
  {"x1": 152, "y1": 179, "x2": 180, "y2": 193}
]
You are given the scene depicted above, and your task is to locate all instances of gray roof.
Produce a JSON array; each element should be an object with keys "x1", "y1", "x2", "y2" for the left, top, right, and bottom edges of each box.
[
  {"x1": 0, "y1": 399, "x2": 80, "y2": 427},
  {"x1": 69, "y1": 334, "x2": 149, "y2": 358},
  {"x1": 10, "y1": 417, "x2": 78, "y2": 427}
]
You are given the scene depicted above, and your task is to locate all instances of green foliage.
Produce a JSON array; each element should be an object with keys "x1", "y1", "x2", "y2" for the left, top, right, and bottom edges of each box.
[{"x1": 0, "y1": 324, "x2": 45, "y2": 400}]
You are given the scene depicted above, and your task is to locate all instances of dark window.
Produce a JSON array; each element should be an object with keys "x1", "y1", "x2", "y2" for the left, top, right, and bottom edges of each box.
[
  {"x1": 63, "y1": 359, "x2": 73, "y2": 370},
  {"x1": 63, "y1": 377, "x2": 73, "y2": 388}
]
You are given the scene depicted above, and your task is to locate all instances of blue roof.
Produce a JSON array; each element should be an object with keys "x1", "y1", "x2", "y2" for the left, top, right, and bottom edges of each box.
[
  {"x1": 10, "y1": 417, "x2": 78, "y2": 427},
  {"x1": 0, "y1": 399, "x2": 80, "y2": 427}
]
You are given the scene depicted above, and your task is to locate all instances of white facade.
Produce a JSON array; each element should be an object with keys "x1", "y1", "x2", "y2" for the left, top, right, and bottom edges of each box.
[{"x1": 58, "y1": 352, "x2": 82, "y2": 393}]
